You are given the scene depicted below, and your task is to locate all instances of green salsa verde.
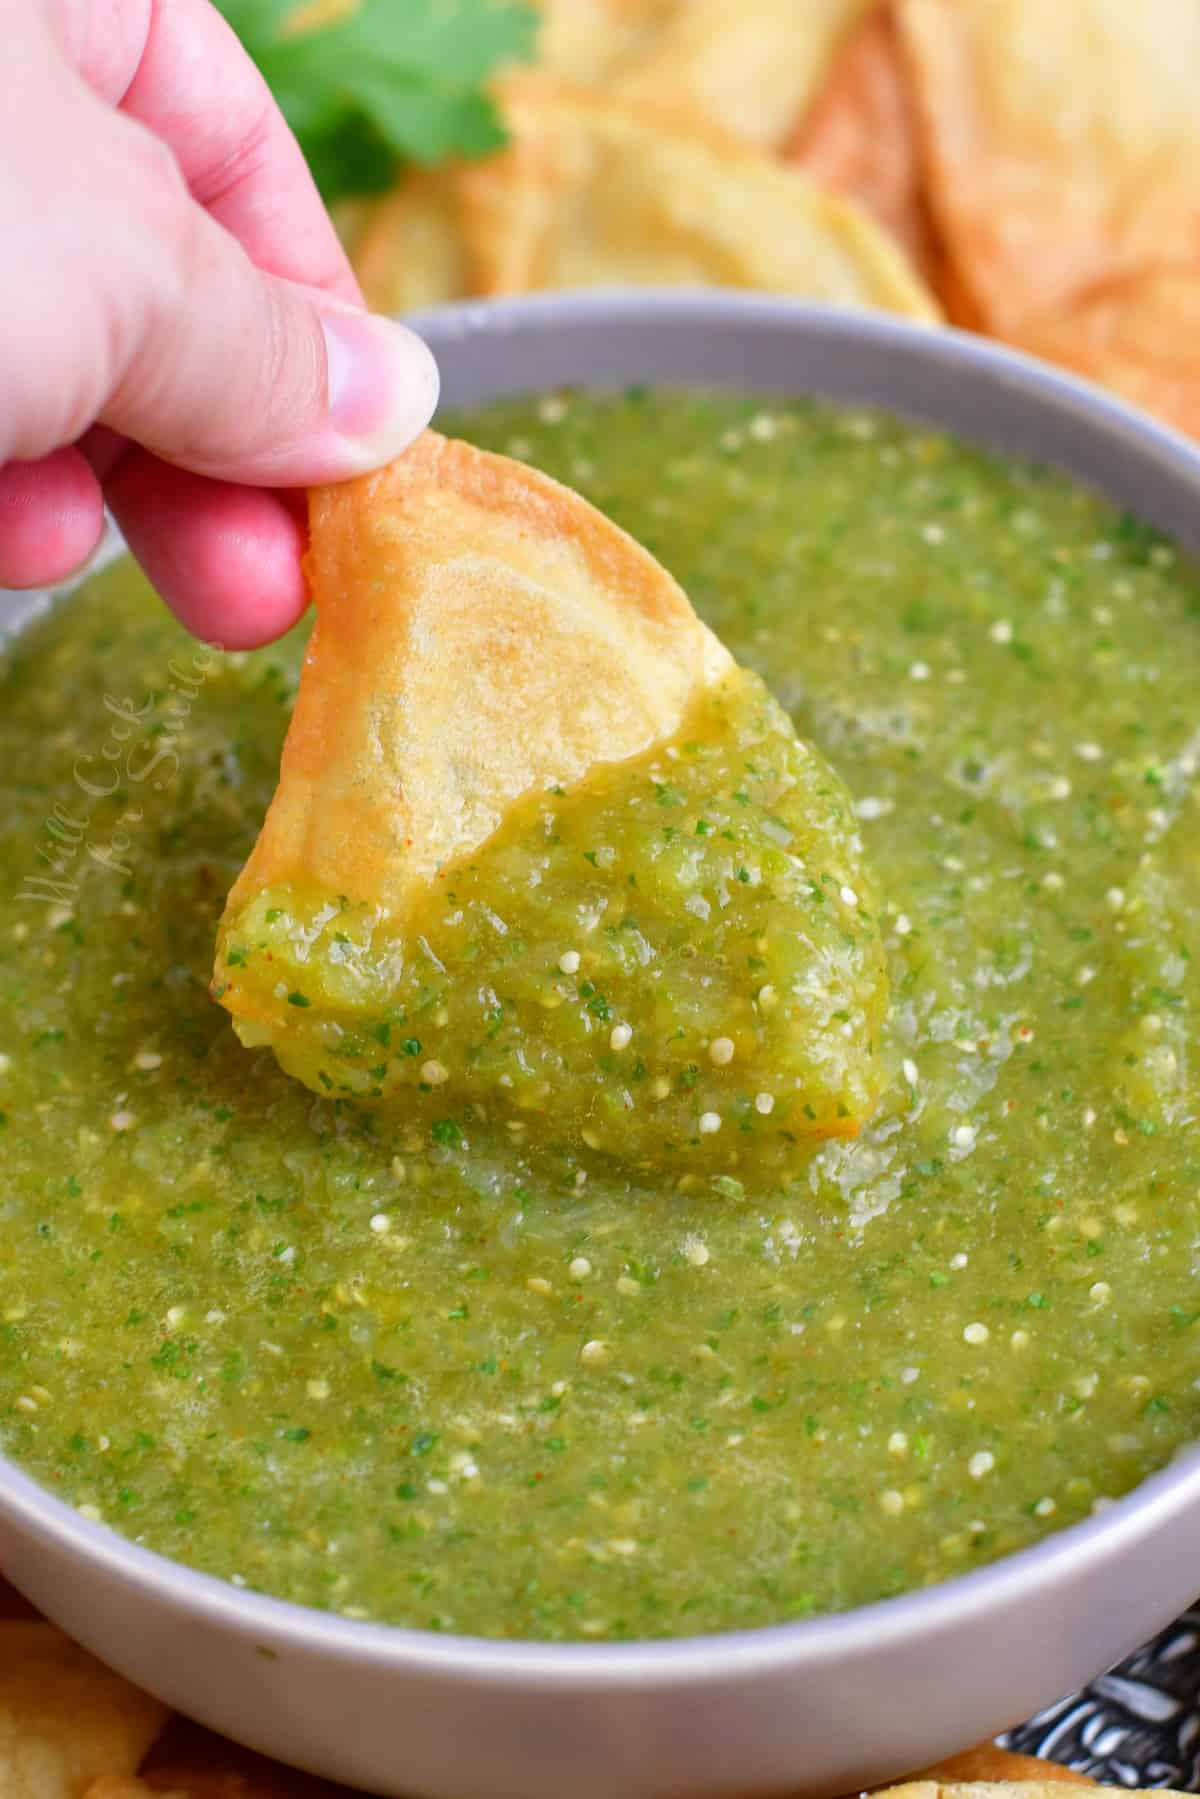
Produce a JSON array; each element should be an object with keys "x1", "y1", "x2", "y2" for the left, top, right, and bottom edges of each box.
[
  {"x1": 1, "y1": 388, "x2": 1199, "y2": 1641},
  {"x1": 215, "y1": 666, "x2": 889, "y2": 1170}
]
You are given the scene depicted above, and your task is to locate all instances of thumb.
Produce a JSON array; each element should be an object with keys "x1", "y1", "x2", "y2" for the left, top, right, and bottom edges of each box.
[{"x1": 98, "y1": 139, "x2": 439, "y2": 486}]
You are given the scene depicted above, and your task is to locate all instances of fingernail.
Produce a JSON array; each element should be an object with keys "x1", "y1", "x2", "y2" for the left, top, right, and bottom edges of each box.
[{"x1": 321, "y1": 309, "x2": 440, "y2": 466}]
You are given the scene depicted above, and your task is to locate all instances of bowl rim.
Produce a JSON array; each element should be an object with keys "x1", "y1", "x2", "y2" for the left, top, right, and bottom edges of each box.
[
  {"x1": 5, "y1": 1433, "x2": 1200, "y2": 1687},
  {"x1": 411, "y1": 289, "x2": 1200, "y2": 549},
  {"x1": 5, "y1": 289, "x2": 1200, "y2": 1689}
]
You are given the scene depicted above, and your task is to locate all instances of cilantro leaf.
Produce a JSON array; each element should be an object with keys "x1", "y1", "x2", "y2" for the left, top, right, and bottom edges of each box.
[
  {"x1": 347, "y1": 73, "x2": 509, "y2": 164},
  {"x1": 215, "y1": 0, "x2": 537, "y2": 204},
  {"x1": 299, "y1": 109, "x2": 404, "y2": 202},
  {"x1": 346, "y1": 0, "x2": 538, "y2": 85},
  {"x1": 218, "y1": 0, "x2": 294, "y2": 41}
]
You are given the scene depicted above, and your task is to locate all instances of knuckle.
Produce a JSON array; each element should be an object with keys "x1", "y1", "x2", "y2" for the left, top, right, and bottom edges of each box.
[
  {"x1": 121, "y1": 124, "x2": 191, "y2": 240},
  {"x1": 189, "y1": 96, "x2": 277, "y2": 212}
]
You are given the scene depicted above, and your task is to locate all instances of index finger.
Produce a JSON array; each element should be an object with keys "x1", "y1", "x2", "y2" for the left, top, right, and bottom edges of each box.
[{"x1": 58, "y1": 0, "x2": 362, "y2": 304}]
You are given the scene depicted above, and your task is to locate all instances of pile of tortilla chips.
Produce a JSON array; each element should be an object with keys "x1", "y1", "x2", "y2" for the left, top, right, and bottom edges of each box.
[
  {"x1": 0, "y1": 1587, "x2": 325, "y2": 1797},
  {"x1": 352, "y1": 64, "x2": 935, "y2": 323},
  {"x1": 2, "y1": 1582, "x2": 1167, "y2": 1797},
  {"x1": 0, "y1": 1578, "x2": 1114, "y2": 1796},
  {"x1": 346, "y1": 0, "x2": 1200, "y2": 444}
]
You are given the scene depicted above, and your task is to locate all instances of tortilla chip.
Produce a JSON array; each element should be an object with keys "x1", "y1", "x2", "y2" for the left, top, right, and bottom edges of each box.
[
  {"x1": 877, "y1": 1785, "x2": 1186, "y2": 1799},
  {"x1": 353, "y1": 69, "x2": 941, "y2": 321},
  {"x1": 897, "y1": 0, "x2": 1200, "y2": 338},
  {"x1": 88, "y1": 1712, "x2": 353, "y2": 1799},
  {"x1": 787, "y1": 2, "x2": 939, "y2": 286},
  {"x1": 0, "y1": 1621, "x2": 166, "y2": 1799},
  {"x1": 81, "y1": 1783, "x2": 159, "y2": 1799},
  {"x1": 452, "y1": 73, "x2": 939, "y2": 318},
  {"x1": 612, "y1": 0, "x2": 872, "y2": 149},
  {"x1": 351, "y1": 169, "x2": 469, "y2": 315},
  {"x1": 217, "y1": 430, "x2": 732, "y2": 940},
  {"x1": 534, "y1": 0, "x2": 673, "y2": 84},
  {"x1": 1010, "y1": 267, "x2": 1200, "y2": 444},
  {"x1": 916, "y1": 1749, "x2": 1092, "y2": 1787},
  {"x1": 214, "y1": 434, "x2": 889, "y2": 1153}
]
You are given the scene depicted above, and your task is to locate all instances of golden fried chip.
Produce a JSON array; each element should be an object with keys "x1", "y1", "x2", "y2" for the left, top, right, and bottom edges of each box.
[
  {"x1": 897, "y1": 0, "x2": 1200, "y2": 338},
  {"x1": 353, "y1": 71, "x2": 940, "y2": 320},
  {"x1": 877, "y1": 1784, "x2": 1183, "y2": 1799},
  {"x1": 533, "y1": 0, "x2": 673, "y2": 84},
  {"x1": 787, "y1": 2, "x2": 938, "y2": 286},
  {"x1": 87, "y1": 1711, "x2": 350, "y2": 1799},
  {"x1": 0, "y1": 1621, "x2": 166, "y2": 1799},
  {"x1": 452, "y1": 73, "x2": 938, "y2": 317},
  {"x1": 219, "y1": 430, "x2": 732, "y2": 933},
  {"x1": 912, "y1": 1750, "x2": 1093, "y2": 1787},
  {"x1": 351, "y1": 169, "x2": 469, "y2": 315},
  {"x1": 1009, "y1": 267, "x2": 1200, "y2": 444},
  {"x1": 612, "y1": 0, "x2": 872, "y2": 149},
  {"x1": 212, "y1": 436, "x2": 889, "y2": 1152}
]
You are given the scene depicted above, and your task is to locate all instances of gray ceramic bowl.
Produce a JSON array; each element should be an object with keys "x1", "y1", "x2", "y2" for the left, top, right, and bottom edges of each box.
[{"x1": 3, "y1": 293, "x2": 1200, "y2": 1799}]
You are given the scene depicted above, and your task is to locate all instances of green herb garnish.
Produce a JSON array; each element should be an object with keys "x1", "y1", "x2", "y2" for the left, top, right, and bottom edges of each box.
[{"x1": 215, "y1": 0, "x2": 537, "y2": 205}]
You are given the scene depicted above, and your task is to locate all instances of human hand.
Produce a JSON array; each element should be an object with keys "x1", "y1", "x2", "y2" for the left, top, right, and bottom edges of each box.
[{"x1": 0, "y1": 0, "x2": 439, "y2": 648}]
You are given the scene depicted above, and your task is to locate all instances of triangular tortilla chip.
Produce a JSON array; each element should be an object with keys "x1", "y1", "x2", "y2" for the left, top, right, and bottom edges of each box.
[
  {"x1": 221, "y1": 429, "x2": 731, "y2": 922},
  {"x1": 897, "y1": 0, "x2": 1200, "y2": 338},
  {"x1": 213, "y1": 434, "x2": 889, "y2": 1160},
  {"x1": 610, "y1": 0, "x2": 872, "y2": 149},
  {"x1": 455, "y1": 73, "x2": 939, "y2": 315},
  {"x1": 787, "y1": 2, "x2": 940, "y2": 288},
  {"x1": 1009, "y1": 267, "x2": 1200, "y2": 445},
  {"x1": 355, "y1": 74, "x2": 939, "y2": 321},
  {"x1": 350, "y1": 170, "x2": 469, "y2": 318},
  {"x1": 0, "y1": 1621, "x2": 166, "y2": 1799},
  {"x1": 534, "y1": 0, "x2": 675, "y2": 85},
  {"x1": 915, "y1": 1749, "x2": 1091, "y2": 1786},
  {"x1": 878, "y1": 1785, "x2": 1186, "y2": 1799}
]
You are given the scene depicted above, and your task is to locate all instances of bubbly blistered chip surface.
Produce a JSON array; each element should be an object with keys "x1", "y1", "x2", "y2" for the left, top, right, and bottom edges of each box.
[
  {"x1": 609, "y1": 0, "x2": 872, "y2": 149},
  {"x1": 787, "y1": 3, "x2": 939, "y2": 286},
  {"x1": 897, "y1": 0, "x2": 1200, "y2": 337},
  {"x1": 1008, "y1": 267, "x2": 1200, "y2": 445},
  {"x1": 355, "y1": 72, "x2": 940, "y2": 321},
  {"x1": 456, "y1": 73, "x2": 940, "y2": 314}
]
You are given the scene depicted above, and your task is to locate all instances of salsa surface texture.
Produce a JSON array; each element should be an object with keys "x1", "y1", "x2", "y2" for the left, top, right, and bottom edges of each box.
[
  {"x1": 1, "y1": 388, "x2": 1198, "y2": 1640},
  {"x1": 214, "y1": 665, "x2": 889, "y2": 1166}
]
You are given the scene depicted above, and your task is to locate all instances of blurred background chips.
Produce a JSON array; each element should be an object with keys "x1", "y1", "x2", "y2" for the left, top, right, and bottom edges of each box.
[
  {"x1": 353, "y1": 69, "x2": 937, "y2": 319},
  {"x1": 0, "y1": 1611, "x2": 165, "y2": 1799},
  {"x1": 894, "y1": 0, "x2": 1200, "y2": 438},
  {"x1": 313, "y1": 0, "x2": 1200, "y2": 443}
]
